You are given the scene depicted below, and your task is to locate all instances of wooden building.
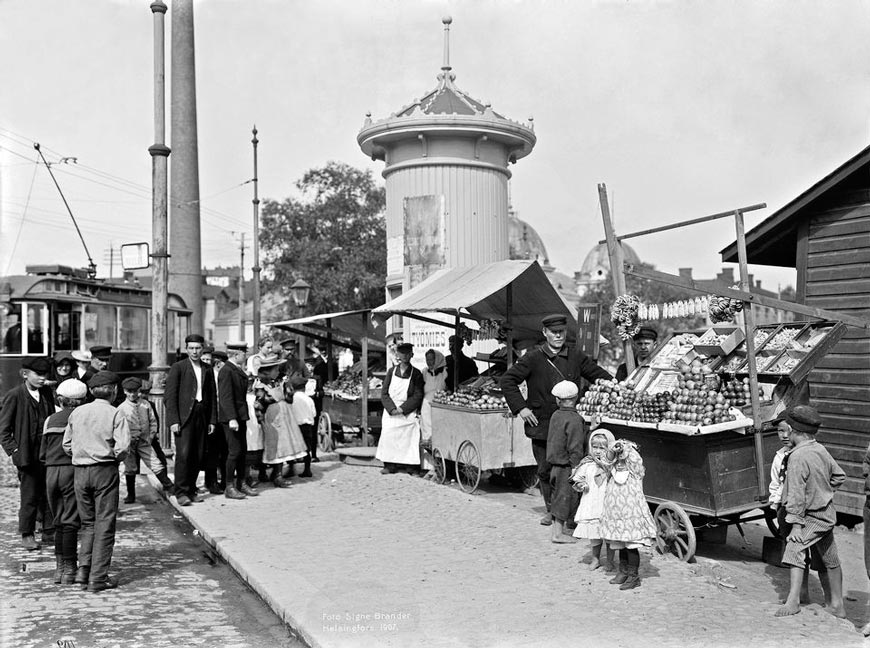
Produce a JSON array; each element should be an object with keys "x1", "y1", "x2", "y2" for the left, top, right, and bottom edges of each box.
[{"x1": 721, "y1": 145, "x2": 870, "y2": 515}]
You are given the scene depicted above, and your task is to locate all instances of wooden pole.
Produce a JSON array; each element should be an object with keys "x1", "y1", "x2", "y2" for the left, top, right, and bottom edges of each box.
[
  {"x1": 453, "y1": 312, "x2": 461, "y2": 392},
  {"x1": 599, "y1": 183, "x2": 635, "y2": 375},
  {"x1": 597, "y1": 203, "x2": 767, "y2": 244},
  {"x1": 251, "y1": 126, "x2": 261, "y2": 341},
  {"x1": 237, "y1": 232, "x2": 245, "y2": 341},
  {"x1": 735, "y1": 210, "x2": 767, "y2": 500},
  {"x1": 506, "y1": 284, "x2": 514, "y2": 368},
  {"x1": 360, "y1": 311, "x2": 369, "y2": 447}
]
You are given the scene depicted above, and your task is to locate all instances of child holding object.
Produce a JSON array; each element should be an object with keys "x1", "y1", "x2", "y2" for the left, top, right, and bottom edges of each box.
[
  {"x1": 571, "y1": 428, "x2": 615, "y2": 571},
  {"x1": 775, "y1": 405, "x2": 846, "y2": 618},
  {"x1": 546, "y1": 380, "x2": 585, "y2": 544},
  {"x1": 599, "y1": 438, "x2": 657, "y2": 590}
]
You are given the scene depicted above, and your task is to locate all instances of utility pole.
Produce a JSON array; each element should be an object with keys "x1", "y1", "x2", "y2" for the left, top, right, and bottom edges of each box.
[
  {"x1": 148, "y1": 0, "x2": 171, "y2": 449},
  {"x1": 251, "y1": 125, "x2": 261, "y2": 342},
  {"x1": 237, "y1": 232, "x2": 246, "y2": 342}
]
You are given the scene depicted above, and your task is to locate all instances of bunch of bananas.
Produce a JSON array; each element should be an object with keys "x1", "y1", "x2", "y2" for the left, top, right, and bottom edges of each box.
[{"x1": 708, "y1": 294, "x2": 744, "y2": 323}]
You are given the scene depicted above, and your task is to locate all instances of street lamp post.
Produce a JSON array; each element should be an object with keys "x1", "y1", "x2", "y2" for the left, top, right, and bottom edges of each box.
[
  {"x1": 290, "y1": 278, "x2": 310, "y2": 352},
  {"x1": 251, "y1": 126, "x2": 261, "y2": 341}
]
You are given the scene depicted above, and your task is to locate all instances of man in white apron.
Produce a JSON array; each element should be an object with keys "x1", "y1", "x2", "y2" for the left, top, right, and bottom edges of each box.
[{"x1": 376, "y1": 343, "x2": 425, "y2": 474}]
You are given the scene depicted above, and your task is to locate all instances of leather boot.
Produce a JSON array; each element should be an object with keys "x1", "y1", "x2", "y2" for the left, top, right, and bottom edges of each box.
[
  {"x1": 53, "y1": 555, "x2": 64, "y2": 584},
  {"x1": 75, "y1": 566, "x2": 90, "y2": 590},
  {"x1": 124, "y1": 475, "x2": 136, "y2": 504},
  {"x1": 155, "y1": 470, "x2": 175, "y2": 496},
  {"x1": 300, "y1": 455, "x2": 312, "y2": 478},
  {"x1": 60, "y1": 558, "x2": 78, "y2": 585},
  {"x1": 609, "y1": 561, "x2": 628, "y2": 585},
  {"x1": 619, "y1": 565, "x2": 640, "y2": 590}
]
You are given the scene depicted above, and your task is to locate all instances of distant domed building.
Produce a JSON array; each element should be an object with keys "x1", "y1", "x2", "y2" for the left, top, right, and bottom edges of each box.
[
  {"x1": 508, "y1": 209, "x2": 579, "y2": 305},
  {"x1": 574, "y1": 241, "x2": 641, "y2": 295}
]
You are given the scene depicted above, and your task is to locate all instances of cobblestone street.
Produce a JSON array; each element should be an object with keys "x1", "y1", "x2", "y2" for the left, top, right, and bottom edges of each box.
[{"x1": 0, "y1": 459, "x2": 301, "y2": 648}]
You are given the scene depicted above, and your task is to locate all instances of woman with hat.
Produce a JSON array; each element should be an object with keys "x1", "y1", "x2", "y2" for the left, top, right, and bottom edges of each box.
[
  {"x1": 376, "y1": 343, "x2": 425, "y2": 475},
  {"x1": 51, "y1": 351, "x2": 76, "y2": 387},
  {"x1": 252, "y1": 354, "x2": 308, "y2": 488}
]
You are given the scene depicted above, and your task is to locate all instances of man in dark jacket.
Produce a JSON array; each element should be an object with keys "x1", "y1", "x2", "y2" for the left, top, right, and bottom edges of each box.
[
  {"x1": 218, "y1": 342, "x2": 256, "y2": 500},
  {"x1": 0, "y1": 356, "x2": 56, "y2": 550},
  {"x1": 500, "y1": 314, "x2": 612, "y2": 525},
  {"x1": 445, "y1": 335, "x2": 479, "y2": 392},
  {"x1": 164, "y1": 334, "x2": 217, "y2": 506}
]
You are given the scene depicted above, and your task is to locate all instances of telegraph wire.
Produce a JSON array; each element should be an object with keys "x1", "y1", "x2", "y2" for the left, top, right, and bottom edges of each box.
[{"x1": 2, "y1": 152, "x2": 39, "y2": 275}]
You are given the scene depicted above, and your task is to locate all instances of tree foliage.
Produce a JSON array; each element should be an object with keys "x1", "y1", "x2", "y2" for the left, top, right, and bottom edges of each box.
[{"x1": 260, "y1": 162, "x2": 386, "y2": 319}]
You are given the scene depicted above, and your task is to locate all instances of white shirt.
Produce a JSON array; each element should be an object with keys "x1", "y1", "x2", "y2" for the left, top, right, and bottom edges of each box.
[
  {"x1": 27, "y1": 386, "x2": 40, "y2": 402},
  {"x1": 191, "y1": 360, "x2": 203, "y2": 402}
]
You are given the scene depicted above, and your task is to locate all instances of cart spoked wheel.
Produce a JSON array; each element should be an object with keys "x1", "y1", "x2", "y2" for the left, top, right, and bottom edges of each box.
[
  {"x1": 654, "y1": 502, "x2": 696, "y2": 562},
  {"x1": 317, "y1": 413, "x2": 334, "y2": 453},
  {"x1": 432, "y1": 448, "x2": 447, "y2": 485},
  {"x1": 455, "y1": 440, "x2": 481, "y2": 493},
  {"x1": 764, "y1": 507, "x2": 781, "y2": 537}
]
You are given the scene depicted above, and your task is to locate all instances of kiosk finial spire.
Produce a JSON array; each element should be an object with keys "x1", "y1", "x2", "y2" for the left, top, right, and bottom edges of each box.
[{"x1": 442, "y1": 16, "x2": 452, "y2": 72}]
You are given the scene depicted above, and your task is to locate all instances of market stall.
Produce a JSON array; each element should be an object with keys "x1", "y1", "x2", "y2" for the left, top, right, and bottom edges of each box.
[
  {"x1": 372, "y1": 259, "x2": 574, "y2": 493},
  {"x1": 268, "y1": 309, "x2": 387, "y2": 452}
]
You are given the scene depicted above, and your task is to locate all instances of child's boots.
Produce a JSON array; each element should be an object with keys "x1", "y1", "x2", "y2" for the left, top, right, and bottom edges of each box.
[
  {"x1": 619, "y1": 565, "x2": 640, "y2": 590},
  {"x1": 53, "y1": 554, "x2": 64, "y2": 584},
  {"x1": 60, "y1": 558, "x2": 78, "y2": 585},
  {"x1": 124, "y1": 475, "x2": 136, "y2": 504},
  {"x1": 155, "y1": 469, "x2": 175, "y2": 495},
  {"x1": 609, "y1": 560, "x2": 629, "y2": 585}
]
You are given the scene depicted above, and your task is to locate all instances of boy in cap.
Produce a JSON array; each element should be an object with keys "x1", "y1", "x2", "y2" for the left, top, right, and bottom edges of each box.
[
  {"x1": 40, "y1": 378, "x2": 87, "y2": 583},
  {"x1": 63, "y1": 370, "x2": 130, "y2": 592},
  {"x1": 117, "y1": 376, "x2": 175, "y2": 503},
  {"x1": 775, "y1": 405, "x2": 846, "y2": 618},
  {"x1": 0, "y1": 356, "x2": 56, "y2": 550},
  {"x1": 289, "y1": 375, "x2": 317, "y2": 478},
  {"x1": 500, "y1": 313, "x2": 612, "y2": 526},
  {"x1": 546, "y1": 380, "x2": 585, "y2": 543},
  {"x1": 615, "y1": 327, "x2": 658, "y2": 383}
]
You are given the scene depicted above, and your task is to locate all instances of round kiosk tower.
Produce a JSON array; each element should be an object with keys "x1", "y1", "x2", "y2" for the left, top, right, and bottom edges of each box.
[{"x1": 357, "y1": 17, "x2": 536, "y2": 301}]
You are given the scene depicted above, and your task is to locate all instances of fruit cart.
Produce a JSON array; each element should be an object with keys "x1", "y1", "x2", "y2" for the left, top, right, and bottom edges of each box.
[
  {"x1": 579, "y1": 320, "x2": 847, "y2": 561},
  {"x1": 317, "y1": 389, "x2": 384, "y2": 452},
  {"x1": 429, "y1": 402, "x2": 537, "y2": 494}
]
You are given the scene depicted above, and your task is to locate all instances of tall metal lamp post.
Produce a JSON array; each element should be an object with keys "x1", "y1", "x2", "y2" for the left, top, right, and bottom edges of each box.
[{"x1": 290, "y1": 278, "x2": 311, "y2": 351}]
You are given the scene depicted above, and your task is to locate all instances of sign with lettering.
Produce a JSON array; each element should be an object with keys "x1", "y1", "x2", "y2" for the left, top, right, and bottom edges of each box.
[{"x1": 576, "y1": 303, "x2": 602, "y2": 360}]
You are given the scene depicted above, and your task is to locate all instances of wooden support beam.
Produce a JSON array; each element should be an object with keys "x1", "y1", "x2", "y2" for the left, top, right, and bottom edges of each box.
[
  {"x1": 624, "y1": 264, "x2": 870, "y2": 329},
  {"x1": 599, "y1": 183, "x2": 635, "y2": 374},
  {"x1": 361, "y1": 310, "x2": 369, "y2": 447},
  {"x1": 597, "y1": 203, "x2": 767, "y2": 245}
]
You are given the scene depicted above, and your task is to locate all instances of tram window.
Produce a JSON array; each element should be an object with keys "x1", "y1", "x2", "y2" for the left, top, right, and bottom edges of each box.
[
  {"x1": 119, "y1": 307, "x2": 148, "y2": 350},
  {"x1": 26, "y1": 304, "x2": 46, "y2": 355},
  {"x1": 1, "y1": 305, "x2": 22, "y2": 354},
  {"x1": 83, "y1": 304, "x2": 116, "y2": 348},
  {"x1": 54, "y1": 310, "x2": 80, "y2": 351}
]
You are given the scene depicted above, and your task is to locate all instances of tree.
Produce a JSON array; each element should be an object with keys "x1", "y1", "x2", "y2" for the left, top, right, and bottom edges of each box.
[
  {"x1": 260, "y1": 162, "x2": 386, "y2": 319},
  {"x1": 582, "y1": 263, "x2": 706, "y2": 370}
]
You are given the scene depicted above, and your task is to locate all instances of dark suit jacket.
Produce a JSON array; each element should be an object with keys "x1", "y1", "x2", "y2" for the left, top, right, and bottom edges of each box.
[
  {"x1": 381, "y1": 365, "x2": 425, "y2": 416},
  {"x1": 164, "y1": 358, "x2": 217, "y2": 429},
  {"x1": 500, "y1": 345, "x2": 611, "y2": 441},
  {"x1": 217, "y1": 361, "x2": 249, "y2": 424},
  {"x1": 0, "y1": 383, "x2": 56, "y2": 466}
]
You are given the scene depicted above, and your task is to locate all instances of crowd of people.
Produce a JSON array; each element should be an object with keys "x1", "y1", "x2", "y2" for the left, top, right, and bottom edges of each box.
[{"x1": 0, "y1": 331, "x2": 328, "y2": 591}]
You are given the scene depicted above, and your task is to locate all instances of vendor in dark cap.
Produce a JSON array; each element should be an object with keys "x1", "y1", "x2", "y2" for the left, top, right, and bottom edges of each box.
[
  {"x1": 377, "y1": 342, "x2": 425, "y2": 475},
  {"x1": 0, "y1": 356, "x2": 56, "y2": 550},
  {"x1": 82, "y1": 345, "x2": 112, "y2": 384},
  {"x1": 615, "y1": 326, "x2": 658, "y2": 383},
  {"x1": 500, "y1": 313, "x2": 612, "y2": 526},
  {"x1": 446, "y1": 334, "x2": 479, "y2": 391},
  {"x1": 776, "y1": 404, "x2": 846, "y2": 618},
  {"x1": 278, "y1": 337, "x2": 310, "y2": 383}
]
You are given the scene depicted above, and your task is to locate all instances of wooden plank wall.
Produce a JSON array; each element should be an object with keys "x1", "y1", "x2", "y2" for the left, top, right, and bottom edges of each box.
[{"x1": 803, "y1": 184, "x2": 870, "y2": 516}]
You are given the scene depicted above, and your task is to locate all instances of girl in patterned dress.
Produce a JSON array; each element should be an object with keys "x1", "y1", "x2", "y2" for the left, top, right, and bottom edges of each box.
[
  {"x1": 571, "y1": 428, "x2": 615, "y2": 571},
  {"x1": 599, "y1": 438, "x2": 656, "y2": 590}
]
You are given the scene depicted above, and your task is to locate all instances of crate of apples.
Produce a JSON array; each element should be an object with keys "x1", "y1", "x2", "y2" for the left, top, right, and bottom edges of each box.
[{"x1": 433, "y1": 388, "x2": 508, "y2": 412}]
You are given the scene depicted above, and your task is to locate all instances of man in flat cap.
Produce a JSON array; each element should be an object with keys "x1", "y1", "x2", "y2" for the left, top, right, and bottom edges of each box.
[
  {"x1": 445, "y1": 334, "x2": 479, "y2": 392},
  {"x1": 164, "y1": 334, "x2": 217, "y2": 506},
  {"x1": 0, "y1": 357, "x2": 56, "y2": 550},
  {"x1": 500, "y1": 313, "x2": 612, "y2": 526},
  {"x1": 63, "y1": 370, "x2": 130, "y2": 591},
  {"x1": 203, "y1": 350, "x2": 229, "y2": 495},
  {"x1": 218, "y1": 342, "x2": 256, "y2": 499},
  {"x1": 615, "y1": 326, "x2": 658, "y2": 383},
  {"x1": 776, "y1": 405, "x2": 846, "y2": 618},
  {"x1": 82, "y1": 346, "x2": 112, "y2": 384},
  {"x1": 279, "y1": 337, "x2": 310, "y2": 384}
]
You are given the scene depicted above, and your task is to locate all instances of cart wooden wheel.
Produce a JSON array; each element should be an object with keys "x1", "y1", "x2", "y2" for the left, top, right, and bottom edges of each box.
[
  {"x1": 317, "y1": 413, "x2": 334, "y2": 453},
  {"x1": 432, "y1": 448, "x2": 447, "y2": 485},
  {"x1": 764, "y1": 507, "x2": 781, "y2": 537},
  {"x1": 653, "y1": 502, "x2": 697, "y2": 562},
  {"x1": 455, "y1": 440, "x2": 481, "y2": 493}
]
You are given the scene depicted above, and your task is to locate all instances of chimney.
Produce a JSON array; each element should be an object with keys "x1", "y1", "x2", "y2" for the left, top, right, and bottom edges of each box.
[
  {"x1": 678, "y1": 268, "x2": 693, "y2": 279},
  {"x1": 717, "y1": 268, "x2": 734, "y2": 285}
]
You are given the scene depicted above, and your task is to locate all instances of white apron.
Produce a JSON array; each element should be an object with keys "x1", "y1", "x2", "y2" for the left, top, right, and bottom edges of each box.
[
  {"x1": 245, "y1": 392, "x2": 264, "y2": 451},
  {"x1": 376, "y1": 369, "x2": 421, "y2": 465}
]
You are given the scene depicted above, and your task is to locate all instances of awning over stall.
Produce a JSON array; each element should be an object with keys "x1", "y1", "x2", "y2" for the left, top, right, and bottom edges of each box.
[
  {"x1": 267, "y1": 309, "x2": 386, "y2": 352},
  {"x1": 371, "y1": 260, "x2": 577, "y2": 340}
]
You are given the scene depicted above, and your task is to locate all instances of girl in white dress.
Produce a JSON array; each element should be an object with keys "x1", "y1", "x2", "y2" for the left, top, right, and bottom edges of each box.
[{"x1": 571, "y1": 428, "x2": 615, "y2": 570}]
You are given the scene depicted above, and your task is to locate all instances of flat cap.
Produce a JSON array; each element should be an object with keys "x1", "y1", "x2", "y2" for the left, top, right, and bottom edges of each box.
[
  {"x1": 280, "y1": 337, "x2": 299, "y2": 348},
  {"x1": 633, "y1": 326, "x2": 658, "y2": 342},
  {"x1": 786, "y1": 404, "x2": 822, "y2": 433},
  {"x1": 226, "y1": 341, "x2": 248, "y2": 351},
  {"x1": 211, "y1": 350, "x2": 228, "y2": 362},
  {"x1": 89, "y1": 345, "x2": 112, "y2": 359},
  {"x1": 122, "y1": 377, "x2": 142, "y2": 391},
  {"x1": 57, "y1": 379, "x2": 88, "y2": 399},
  {"x1": 185, "y1": 334, "x2": 205, "y2": 344},
  {"x1": 22, "y1": 357, "x2": 51, "y2": 374},
  {"x1": 202, "y1": 345, "x2": 215, "y2": 355},
  {"x1": 88, "y1": 370, "x2": 120, "y2": 388},
  {"x1": 396, "y1": 342, "x2": 414, "y2": 354},
  {"x1": 289, "y1": 375, "x2": 309, "y2": 389},
  {"x1": 551, "y1": 380, "x2": 579, "y2": 399},
  {"x1": 71, "y1": 349, "x2": 92, "y2": 362},
  {"x1": 541, "y1": 314, "x2": 568, "y2": 330}
]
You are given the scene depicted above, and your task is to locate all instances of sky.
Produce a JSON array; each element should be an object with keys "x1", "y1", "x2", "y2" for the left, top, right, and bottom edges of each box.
[{"x1": 2, "y1": 0, "x2": 870, "y2": 295}]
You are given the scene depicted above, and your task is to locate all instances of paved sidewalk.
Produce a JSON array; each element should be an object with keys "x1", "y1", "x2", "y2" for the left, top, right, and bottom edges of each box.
[{"x1": 160, "y1": 460, "x2": 865, "y2": 648}]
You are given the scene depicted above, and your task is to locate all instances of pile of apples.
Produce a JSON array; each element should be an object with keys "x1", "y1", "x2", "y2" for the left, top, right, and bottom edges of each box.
[
  {"x1": 433, "y1": 387, "x2": 508, "y2": 411},
  {"x1": 578, "y1": 380, "x2": 671, "y2": 423}
]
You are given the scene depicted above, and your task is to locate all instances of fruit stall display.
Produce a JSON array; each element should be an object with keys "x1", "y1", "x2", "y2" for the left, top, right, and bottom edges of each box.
[
  {"x1": 432, "y1": 377, "x2": 508, "y2": 412},
  {"x1": 323, "y1": 370, "x2": 382, "y2": 401}
]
